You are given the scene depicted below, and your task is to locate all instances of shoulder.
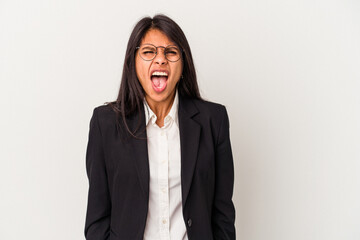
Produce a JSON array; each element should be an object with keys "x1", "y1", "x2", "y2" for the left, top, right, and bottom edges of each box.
[
  {"x1": 93, "y1": 104, "x2": 115, "y2": 115},
  {"x1": 91, "y1": 104, "x2": 117, "y2": 126},
  {"x1": 189, "y1": 98, "x2": 228, "y2": 123},
  {"x1": 179, "y1": 96, "x2": 230, "y2": 133},
  {"x1": 184, "y1": 98, "x2": 231, "y2": 145},
  {"x1": 194, "y1": 98, "x2": 226, "y2": 114}
]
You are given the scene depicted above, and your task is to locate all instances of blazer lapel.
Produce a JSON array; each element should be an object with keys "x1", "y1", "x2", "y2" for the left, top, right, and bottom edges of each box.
[
  {"x1": 127, "y1": 107, "x2": 150, "y2": 199},
  {"x1": 178, "y1": 95, "x2": 201, "y2": 206},
  {"x1": 126, "y1": 96, "x2": 201, "y2": 205}
]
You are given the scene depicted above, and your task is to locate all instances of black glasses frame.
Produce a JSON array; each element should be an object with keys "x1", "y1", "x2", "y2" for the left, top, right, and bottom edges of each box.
[{"x1": 135, "y1": 44, "x2": 182, "y2": 62}]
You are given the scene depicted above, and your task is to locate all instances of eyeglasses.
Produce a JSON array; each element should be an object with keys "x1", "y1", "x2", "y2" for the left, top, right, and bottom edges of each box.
[{"x1": 136, "y1": 44, "x2": 182, "y2": 62}]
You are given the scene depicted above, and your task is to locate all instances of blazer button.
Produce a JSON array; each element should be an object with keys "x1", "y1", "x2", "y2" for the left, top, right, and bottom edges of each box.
[{"x1": 187, "y1": 219, "x2": 192, "y2": 227}]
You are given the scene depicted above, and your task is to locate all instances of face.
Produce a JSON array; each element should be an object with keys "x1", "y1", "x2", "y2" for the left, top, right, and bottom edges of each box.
[{"x1": 135, "y1": 29, "x2": 183, "y2": 107}]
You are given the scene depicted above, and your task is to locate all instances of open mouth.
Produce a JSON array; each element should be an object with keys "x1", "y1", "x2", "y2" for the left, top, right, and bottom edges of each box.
[{"x1": 151, "y1": 71, "x2": 168, "y2": 92}]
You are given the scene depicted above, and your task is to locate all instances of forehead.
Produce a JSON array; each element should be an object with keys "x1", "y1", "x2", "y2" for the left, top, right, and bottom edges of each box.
[{"x1": 141, "y1": 29, "x2": 175, "y2": 46}]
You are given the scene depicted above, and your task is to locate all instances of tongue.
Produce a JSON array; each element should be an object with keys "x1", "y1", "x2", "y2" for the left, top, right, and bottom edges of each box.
[{"x1": 152, "y1": 76, "x2": 167, "y2": 88}]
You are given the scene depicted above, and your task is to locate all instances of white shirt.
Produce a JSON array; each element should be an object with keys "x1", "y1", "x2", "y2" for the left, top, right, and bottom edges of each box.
[{"x1": 143, "y1": 90, "x2": 188, "y2": 240}]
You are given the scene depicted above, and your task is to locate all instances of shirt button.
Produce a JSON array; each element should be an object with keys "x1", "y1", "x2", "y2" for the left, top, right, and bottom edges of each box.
[
  {"x1": 160, "y1": 131, "x2": 165, "y2": 136},
  {"x1": 162, "y1": 188, "x2": 166, "y2": 193},
  {"x1": 162, "y1": 219, "x2": 167, "y2": 224},
  {"x1": 187, "y1": 219, "x2": 192, "y2": 227}
]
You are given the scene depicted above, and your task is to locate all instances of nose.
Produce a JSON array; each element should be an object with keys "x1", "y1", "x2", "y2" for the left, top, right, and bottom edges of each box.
[{"x1": 154, "y1": 48, "x2": 167, "y2": 65}]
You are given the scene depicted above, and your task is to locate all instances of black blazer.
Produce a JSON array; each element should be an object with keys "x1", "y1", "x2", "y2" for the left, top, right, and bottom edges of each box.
[{"x1": 85, "y1": 94, "x2": 235, "y2": 240}]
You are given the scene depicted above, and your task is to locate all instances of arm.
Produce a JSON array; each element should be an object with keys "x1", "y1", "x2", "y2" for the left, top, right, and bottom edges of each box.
[
  {"x1": 84, "y1": 108, "x2": 111, "y2": 240},
  {"x1": 212, "y1": 106, "x2": 236, "y2": 240}
]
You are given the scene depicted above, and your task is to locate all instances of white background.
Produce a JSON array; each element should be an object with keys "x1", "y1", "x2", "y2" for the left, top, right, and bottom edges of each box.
[{"x1": 1, "y1": 0, "x2": 359, "y2": 239}]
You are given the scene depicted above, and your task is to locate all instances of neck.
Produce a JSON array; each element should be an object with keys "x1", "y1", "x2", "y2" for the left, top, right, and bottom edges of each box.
[{"x1": 145, "y1": 90, "x2": 176, "y2": 127}]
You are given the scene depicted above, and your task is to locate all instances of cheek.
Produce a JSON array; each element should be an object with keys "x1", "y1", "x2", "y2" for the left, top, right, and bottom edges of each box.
[
  {"x1": 171, "y1": 62, "x2": 183, "y2": 80},
  {"x1": 135, "y1": 59, "x2": 149, "y2": 83}
]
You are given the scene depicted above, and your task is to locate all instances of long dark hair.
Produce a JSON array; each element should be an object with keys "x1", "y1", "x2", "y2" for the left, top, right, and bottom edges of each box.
[{"x1": 108, "y1": 14, "x2": 201, "y2": 137}]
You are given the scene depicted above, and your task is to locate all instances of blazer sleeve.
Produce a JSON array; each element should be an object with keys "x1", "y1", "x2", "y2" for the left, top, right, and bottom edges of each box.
[
  {"x1": 212, "y1": 106, "x2": 236, "y2": 240},
  {"x1": 84, "y1": 108, "x2": 111, "y2": 240}
]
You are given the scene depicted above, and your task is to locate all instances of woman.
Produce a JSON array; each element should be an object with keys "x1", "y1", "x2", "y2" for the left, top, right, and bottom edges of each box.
[{"x1": 85, "y1": 14, "x2": 235, "y2": 240}]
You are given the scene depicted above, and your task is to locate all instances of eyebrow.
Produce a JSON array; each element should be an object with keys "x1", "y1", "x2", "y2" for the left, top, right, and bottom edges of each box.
[
  {"x1": 142, "y1": 43, "x2": 176, "y2": 47},
  {"x1": 141, "y1": 46, "x2": 155, "y2": 49}
]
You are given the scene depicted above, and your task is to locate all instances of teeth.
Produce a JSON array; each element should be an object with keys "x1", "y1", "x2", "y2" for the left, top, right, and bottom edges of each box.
[{"x1": 152, "y1": 71, "x2": 168, "y2": 77}]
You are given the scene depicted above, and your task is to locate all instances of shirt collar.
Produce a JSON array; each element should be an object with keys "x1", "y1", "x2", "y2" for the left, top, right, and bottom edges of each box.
[{"x1": 143, "y1": 88, "x2": 179, "y2": 127}]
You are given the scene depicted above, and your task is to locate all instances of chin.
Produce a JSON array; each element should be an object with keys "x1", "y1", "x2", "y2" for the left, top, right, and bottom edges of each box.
[{"x1": 146, "y1": 89, "x2": 173, "y2": 102}]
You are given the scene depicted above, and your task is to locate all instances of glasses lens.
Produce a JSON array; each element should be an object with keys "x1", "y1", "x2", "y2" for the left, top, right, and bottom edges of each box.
[
  {"x1": 165, "y1": 46, "x2": 181, "y2": 62},
  {"x1": 138, "y1": 45, "x2": 181, "y2": 62},
  {"x1": 139, "y1": 45, "x2": 156, "y2": 61}
]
